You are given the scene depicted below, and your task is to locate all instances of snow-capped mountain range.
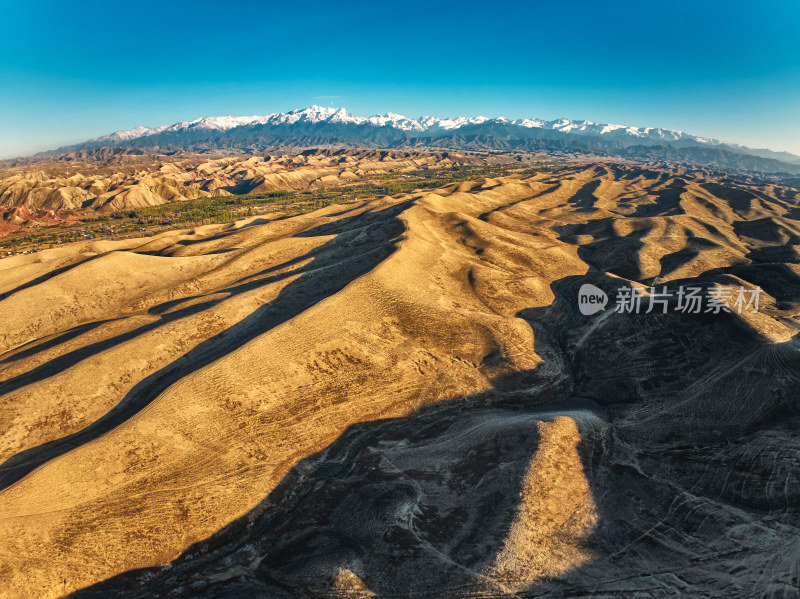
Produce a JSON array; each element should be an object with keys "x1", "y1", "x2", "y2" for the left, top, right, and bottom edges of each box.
[
  {"x1": 45, "y1": 106, "x2": 800, "y2": 175},
  {"x1": 93, "y1": 105, "x2": 718, "y2": 145}
]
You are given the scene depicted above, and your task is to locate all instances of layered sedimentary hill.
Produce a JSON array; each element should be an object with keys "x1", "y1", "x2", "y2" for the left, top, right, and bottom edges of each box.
[
  {"x1": 0, "y1": 163, "x2": 798, "y2": 597},
  {"x1": 0, "y1": 149, "x2": 486, "y2": 231}
]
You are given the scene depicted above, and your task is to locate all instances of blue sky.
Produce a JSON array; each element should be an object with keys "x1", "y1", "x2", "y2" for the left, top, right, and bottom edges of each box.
[{"x1": 1, "y1": 0, "x2": 799, "y2": 158}]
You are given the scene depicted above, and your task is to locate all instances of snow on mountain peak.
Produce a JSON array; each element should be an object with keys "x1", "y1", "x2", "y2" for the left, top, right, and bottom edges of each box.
[{"x1": 91, "y1": 106, "x2": 724, "y2": 148}]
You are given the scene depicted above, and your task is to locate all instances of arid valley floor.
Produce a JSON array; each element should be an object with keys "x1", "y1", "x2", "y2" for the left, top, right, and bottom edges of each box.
[{"x1": 0, "y1": 156, "x2": 798, "y2": 597}]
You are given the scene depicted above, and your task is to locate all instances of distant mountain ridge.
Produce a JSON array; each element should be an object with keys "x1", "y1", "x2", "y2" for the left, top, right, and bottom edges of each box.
[{"x1": 46, "y1": 106, "x2": 800, "y2": 175}]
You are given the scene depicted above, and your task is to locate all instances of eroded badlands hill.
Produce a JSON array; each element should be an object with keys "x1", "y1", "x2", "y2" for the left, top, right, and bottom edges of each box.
[
  {"x1": 0, "y1": 163, "x2": 798, "y2": 598},
  {"x1": 0, "y1": 148, "x2": 487, "y2": 232}
]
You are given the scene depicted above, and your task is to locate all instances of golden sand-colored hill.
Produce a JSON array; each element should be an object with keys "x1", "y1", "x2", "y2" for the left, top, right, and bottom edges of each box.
[
  {"x1": 0, "y1": 149, "x2": 487, "y2": 230},
  {"x1": 0, "y1": 163, "x2": 798, "y2": 597}
]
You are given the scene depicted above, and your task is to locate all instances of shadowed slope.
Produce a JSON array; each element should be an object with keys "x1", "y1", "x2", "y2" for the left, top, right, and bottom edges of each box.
[
  {"x1": 0, "y1": 163, "x2": 798, "y2": 598},
  {"x1": 75, "y1": 275, "x2": 799, "y2": 598}
]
